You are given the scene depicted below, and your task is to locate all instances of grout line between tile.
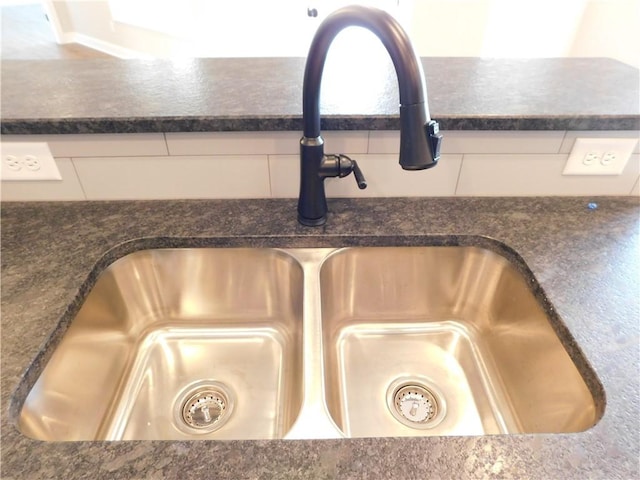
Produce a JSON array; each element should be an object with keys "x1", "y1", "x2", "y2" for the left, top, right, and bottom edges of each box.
[
  {"x1": 162, "y1": 132, "x2": 170, "y2": 155},
  {"x1": 559, "y1": 130, "x2": 568, "y2": 154},
  {"x1": 267, "y1": 155, "x2": 274, "y2": 197},
  {"x1": 453, "y1": 154, "x2": 465, "y2": 196},
  {"x1": 69, "y1": 158, "x2": 88, "y2": 200},
  {"x1": 630, "y1": 176, "x2": 640, "y2": 196}
]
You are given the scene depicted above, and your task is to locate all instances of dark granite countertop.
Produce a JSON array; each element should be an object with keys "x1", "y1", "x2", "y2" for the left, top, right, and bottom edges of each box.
[
  {"x1": 1, "y1": 57, "x2": 639, "y2": 134},
  {"x1": 1, "y1": 197, "x2": 639, "y2": 479}
]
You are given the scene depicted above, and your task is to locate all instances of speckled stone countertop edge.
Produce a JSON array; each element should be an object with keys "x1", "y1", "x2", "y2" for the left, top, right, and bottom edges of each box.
[
  {"x1": 2, "y1": 114, "x2": 640, "y2": 135},
  {"x1": 2, "y1": 57, "x2": 639, "y2": 134}
]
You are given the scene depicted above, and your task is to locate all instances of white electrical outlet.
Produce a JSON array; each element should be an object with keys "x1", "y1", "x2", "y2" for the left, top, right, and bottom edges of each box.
[
  {"x1": 0, "y1": 142, "x2": 62, "y2": 181},
  {"x1": 563, "y1": 138, "x2": 638, "y2": 175}
]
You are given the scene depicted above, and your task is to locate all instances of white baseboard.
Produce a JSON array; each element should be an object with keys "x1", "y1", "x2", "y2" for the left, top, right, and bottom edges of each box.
[
  {"x1": 66, "y1": 33, "x2": 153, "y2": 59},
  {"x1": 56, "y1": 32, "x2": 76, "y2": 45}
]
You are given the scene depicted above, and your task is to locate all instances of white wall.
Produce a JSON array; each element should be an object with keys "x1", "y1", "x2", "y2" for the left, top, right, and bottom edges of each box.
[
  {"x1": 570, "y1": 1, "x2": 640, "y2": 68},
  {"x1": 407, "y1": 0, "x2": 639, "y2": 67},
  {"x1": 48, "y1": 0, "x2": 640, "y2": 67},
  {"x1": 49, "y1": 0, "x2": 399, "y2": 58}
]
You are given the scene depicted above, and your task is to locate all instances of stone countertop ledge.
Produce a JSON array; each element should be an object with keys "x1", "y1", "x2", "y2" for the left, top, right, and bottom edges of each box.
[{"x1": 1, "y1": 57, "x2": 639, "y2": 134}]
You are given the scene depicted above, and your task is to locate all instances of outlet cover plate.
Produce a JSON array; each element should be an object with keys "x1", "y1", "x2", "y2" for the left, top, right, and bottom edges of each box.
[
  {"x1": 563, "y1": 137, "x2": 638, "y2": 175},
  {"x1": 1, "y1": 142, "x2": 62, "y2": 181}
]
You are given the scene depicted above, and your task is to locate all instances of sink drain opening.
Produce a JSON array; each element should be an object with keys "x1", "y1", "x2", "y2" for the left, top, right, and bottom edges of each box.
[
  {"x1": 387, "y1": 378, "x2": 446, "y2": 429},
  {"x1": 182, "y1": 390, "x2": 226, "y2": 428},
  {"x1": 394, "y1": 385, "x2": 438, "y2": 423},
  {"x1": 174, "y1": 381, "x2": 234, "y2": 434}
]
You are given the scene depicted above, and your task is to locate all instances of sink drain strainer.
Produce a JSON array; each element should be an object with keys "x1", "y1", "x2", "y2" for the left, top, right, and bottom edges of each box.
[
  {"x1": 394, "y1": 385, "x2": 438, "y2": 423},
  {"x1": 174, "y1": 381, "x2": 234, "y2": 434},
  {"x1": 386, "y1": 378, "x2": 446, "y2": 429}
]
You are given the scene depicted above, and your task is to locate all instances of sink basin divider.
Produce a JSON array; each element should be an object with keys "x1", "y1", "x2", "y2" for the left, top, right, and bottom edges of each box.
[{"x1": 281, "y1": 248, "x2": 344, "y2": 439}]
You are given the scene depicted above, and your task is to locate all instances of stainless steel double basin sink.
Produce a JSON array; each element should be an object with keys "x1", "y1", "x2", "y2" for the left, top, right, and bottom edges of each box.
[{"x1": 18, "y1": 241, "x2": 602, "y2": 441}]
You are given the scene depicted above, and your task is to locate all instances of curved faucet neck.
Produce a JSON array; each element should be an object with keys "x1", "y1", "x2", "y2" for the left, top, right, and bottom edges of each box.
[{"x1": 302, "y1": 5, "x2": 430, "y2": 138}]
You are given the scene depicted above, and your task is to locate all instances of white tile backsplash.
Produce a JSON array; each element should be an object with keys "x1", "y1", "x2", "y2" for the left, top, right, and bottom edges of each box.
[
  {"x1": 456, "y1": 154, "x2": 640, "y2": 196},
  {"x1": 323, "y1": 131, "x2": 370, "y2": 154},
  {"x1": 166, "y1": 131, "x2": 369, "y2": 156},
  {"x1": 166, "y1": 131, "x2": 300, "y2": 155},
  {"x1": 268, "y1": 155, "x2": 298, "y2": 198},
  {"x1": 0, "y1": 158, "x2": 85, "y2": 201},
  {"x1": 366, "y1": 131, "x2": 399, "y2": 154},
  {"x1": 1, "y1": 134, "x2": 168, "y2": 157},
  {"x1": 368, "y1": 130, "x2": 566, "y2": 155},
  {"x1": 72, "y1": 155, "x2": 270, "y2": 200},
  {"x1": 3, "y1": 130, "x2": 638, "y2": 200},
  {"x1": 269, "y1": 154, "x2": 462, "y2": 198},
  {"x1": 559, "y1": 131, "x2": 640, "y2": 154}
]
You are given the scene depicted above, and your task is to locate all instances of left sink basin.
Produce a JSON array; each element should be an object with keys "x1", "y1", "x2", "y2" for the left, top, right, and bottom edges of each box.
[{"x1": 19, "y1": 248, "x2": 305, "y2": 441}]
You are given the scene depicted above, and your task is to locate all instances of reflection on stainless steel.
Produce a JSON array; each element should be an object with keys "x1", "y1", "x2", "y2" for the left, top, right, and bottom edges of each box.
[
  {"x1": 19, "y1": 249, "x2": 304, "y2": 441},
  {"x1": 320, "y1": 247, "x2": 598, "y2": 437},
  {"x1": 18, "y1": 246, "x2": 599, "y2": 441}
]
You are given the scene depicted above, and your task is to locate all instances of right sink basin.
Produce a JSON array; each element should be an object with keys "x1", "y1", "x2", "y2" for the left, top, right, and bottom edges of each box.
[{"x1": 319, "y1": 246, "x2": 599, "y2": 438}]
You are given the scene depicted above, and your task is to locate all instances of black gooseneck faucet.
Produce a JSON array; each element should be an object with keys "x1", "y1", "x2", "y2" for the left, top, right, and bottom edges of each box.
[{"x1": 297, "y1": 5, "x2": 442, "y2": 226}]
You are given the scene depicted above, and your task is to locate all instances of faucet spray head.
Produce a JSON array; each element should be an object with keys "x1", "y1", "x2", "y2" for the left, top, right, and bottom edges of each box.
[{"x1": 399, "y1": 103, "x2": 442, "y2": 170}]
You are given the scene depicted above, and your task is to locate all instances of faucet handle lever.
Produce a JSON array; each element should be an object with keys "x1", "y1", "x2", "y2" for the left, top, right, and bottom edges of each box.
[
  {"x1": 335, "y1": 154, "x2": 367, "y2": 189},
  {"x1": 322, "y1": 154, "x2": 368, "y2": 189},
  {"x1": 351, "y1": 159, "x2": 367, "y2": 189}
]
